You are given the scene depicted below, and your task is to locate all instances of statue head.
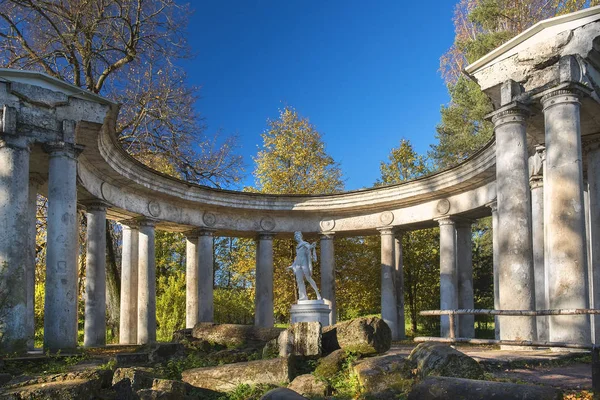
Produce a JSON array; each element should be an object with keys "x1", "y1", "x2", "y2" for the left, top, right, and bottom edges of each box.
[{"x1": 294, "y1": 231, "x2": 303, "y2": 242}]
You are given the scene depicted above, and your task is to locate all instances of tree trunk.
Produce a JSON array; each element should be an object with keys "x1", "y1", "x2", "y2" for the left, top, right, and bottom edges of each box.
[{"x1": 105, "y1": 221, "x2": 120, "y2": 342}]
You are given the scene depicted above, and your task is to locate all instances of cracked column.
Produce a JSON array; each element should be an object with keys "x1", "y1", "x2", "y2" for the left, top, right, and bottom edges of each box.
[
  {"x1": 198, "y1": 229, "x2": 214, "y2": 322},
  {"x1": 255, "y1": 233, "x2": 274, "y2": 327},
  {"x1": 492, "y1": 104, "x2": 536, "y2": 343},
  {"x1": 185, "y1": 231, "x2": 200, "y2": 328},
  {"x1": 138, "y1": 219, "x2": 156, "y2": 344},
  {"x1": 487, "y1": 201, "x2": 500, "y2": 339},
  {"x1": 119, "y1": 221, "x2": 139, "y2": 344},
  {"x1": 380, "y1": 228, "x2": 399, "y2": 340},
  {"x1": 0, "y1": 106, "x2": 31, "y2": 352},
  {"x1": 530, "y1": 146, "x2": 548, "y2": 341},
  {"x1": 84, "y1": 202, "x2": 108, "y2": 347},
  {"x1": 320, "y1": 233, "x2": 336, "y2": 325},
  {"x1": 44, "y1": 121, "x2": 81, "y2": 351},
  {"x1": 456, "y1": 220, "x2": 474, "y2": 338},
  {"x1": 437, "y1": 217, "x2": 457, "y2": 337},
  {"x1": 586, "y1": 139, "x2": 600, "y2": 343},
  {"x1": 541, "y1": 87, "x2": 590, "y2": 344},
  {"x1": 394, "y1": 231, "x2": 406, "y2": 339}
]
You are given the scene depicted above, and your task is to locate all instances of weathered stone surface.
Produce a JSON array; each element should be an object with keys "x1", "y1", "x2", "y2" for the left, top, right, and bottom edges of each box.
[
  {"x1": 111, "y1": 378, "x2": 136, "y2": 400},
  {"x1": 353, "y1": 354, "x2": 414, "y2": 397},
  {"x1": 408, "y1": 343, "x2": 484, "y2": 380},
  {"x1": 314, "y1": 349, "x2": 346, "y2": 380},
  {"x1": 115, "y1": 352, "x2": 150, "y2": 366},
  {"x1": 151, "y1": 379, "x2": 187, "y2": 395},
  {"x1": 407, "y1": 376, "x2": 562, "y2": 400},
  {"x1": 279, "y1": 322, "x2": 321, "y2": 357},
  {"x1": 182, "y1": 357, "x2": 292, "y2": 392},
  {"x1": 192, "y1": 323, "x2": 282, "y2": 347},
  {"x1": 325, "y1": 317, "x2": 391, "y2": 355},
  {"x1": 148, "y1": 342, "x2": 185, "y2": 362},
  {"x1": 287, "y1": 374, "x2": 327, "y2": 397},
  {"x1": 112, "y1": 367, "x2": 155, "y2": 391},
  {"x1": 172, "y1": 328, "x2": 192, "y2": 342},
  {"x1": 260, "y1": 387, "x2": 308, "y2": 400}
]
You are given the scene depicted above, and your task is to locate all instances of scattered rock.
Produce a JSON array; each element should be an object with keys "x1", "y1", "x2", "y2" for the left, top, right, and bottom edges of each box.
[
  {"x1": 137, "y1": 388, "x2": 181, "y2": 399},
  {"x1": 0, "y1": 370, "x2": 112, "y2": 399},
  {"x1": 112, "y1": 367, "x2": 155, "y2": 391},
  {"x1": 260, "y1": 387, "x2": 308, "y2": 399},
  {"x1": 288, "y1": 374, "x2": 327, "y2": 397},
  {"x1": 324, "y1": 317, "x2": 391, "y2": 355},
  {"x1": 279, "y1": 322, "x2": 321, "y2": 357},
  {"x1": 407, "y1": 376, "x2": 562, "y2": 400},
  {"x1": 408, "y1": 343, "x2": 484, "y2": 380},
  {"x1": 111, "y1": 378, "x2": 136, "y2": 400},
  {"x1": 182, "y1": 357, "x2": 293, "y2": 392},
  {"x1": 172, "y1": 328, "x2": 192, "y2": 342},
  {"x1": 353, "y1": 354, "x2": 415, "y2": 397},
  {"x1": 151, "y1": 379, "x2": 187, "y2": 395},
  {"x1": 192, "y1": 323, "x2": 283, "y2": 348},
  {"x1": 314, "y1": 349, "x2": 347, "y2": 380},
  {"x1": 148, "y1": 343, "x2": 185, "y2": 362}
]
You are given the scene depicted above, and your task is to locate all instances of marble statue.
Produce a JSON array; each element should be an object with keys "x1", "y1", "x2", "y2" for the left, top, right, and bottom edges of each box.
[{"x1": 288, "y1": 231, "x2": 322, "y2": 301}]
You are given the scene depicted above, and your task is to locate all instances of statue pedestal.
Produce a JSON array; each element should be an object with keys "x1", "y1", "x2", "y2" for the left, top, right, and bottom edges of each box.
[{"x1": 290, "y1": 299, "x2": 331, "y2": 327}]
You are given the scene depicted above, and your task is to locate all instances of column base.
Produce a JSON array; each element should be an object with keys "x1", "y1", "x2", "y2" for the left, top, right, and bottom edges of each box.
[{"x1": 291, "y1": 300, "x2": 331, "y2": 327}]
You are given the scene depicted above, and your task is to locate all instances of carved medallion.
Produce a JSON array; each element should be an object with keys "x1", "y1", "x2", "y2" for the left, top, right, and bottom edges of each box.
[
  {"x1": 260, "y1": 216, "x2": 276, "y2": 231},
  {"x1": 148, "y1": 201, "x2": 161, "y2": 217},
  {"x1": 437, "y1": 199, "x2": 451, "y2": 215},
  {"x1": 203, "y1": 212, "x2": 217, "y2": 227},
  {"x1": 379, "y1": 211, "x2": 394, "y2": 226},
  {"x1": 100, "y1": 182, "x2": 112, "y2": 202},
  {"x1": 320, "y1": 218, "x2": 335, "y2": 231}
]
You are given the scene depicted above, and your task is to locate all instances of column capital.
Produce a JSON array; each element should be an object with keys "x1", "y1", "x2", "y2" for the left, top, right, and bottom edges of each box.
[
  {"x1": 488, "y1": 102, "x2": 530, "y2": 127},
  {"x1": 530, "y1": 175, "x2": 543, "y2": 189},
  {"x1": 81, "y1": 200, "x2": 109, "y2": 212},
  {"x1": 43, "y1": 141, "x2": 84, "y2": 159},
  {"x1": 119, "y1": 218, "x2": 140, "y2": 229},
  {"x1": 320, "y1": 233, "x2": 335, "y2": 240},
  {"x1": 539, "y1": 83, "x2": 591, "y2": 111},
  {"x1": 0, "y1": 135, "x2": 31, "y2": 151},
  {"x1": 185, "y1": 228, "x2": 215, "y2": 238},
  {"x1": 137, "y1": 218, "x2": 157, "y2": 227},
  {"x1": 377, "y1": 227, "x2": 395, "y2": 235},
  {"x1": 256, "y1": 232, "x2": 275, "y2": 240},
  {"x1": 485, "y1": 200, "x2": 497, "y2": 213},
  {"x1": 435, "y1": 216, "x2": 456, "y2": 226}
]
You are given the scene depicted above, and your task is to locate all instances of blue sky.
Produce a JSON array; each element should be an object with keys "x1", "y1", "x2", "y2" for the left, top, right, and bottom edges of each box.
[{"x1": 183, "y1": 1, "x2": 457, "y2": 190}]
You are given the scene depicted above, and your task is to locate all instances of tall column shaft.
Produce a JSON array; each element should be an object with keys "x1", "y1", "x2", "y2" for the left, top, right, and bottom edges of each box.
[
  {"x1": 542, "y1": 89, "x2": 590, "y2": 344},
  {"x1": 198, "y1": 230, "x2": 214, "y2": 322},
  {"x1": 25, "y1": 175, "x2": 42, "y2": 350},
  {"x1": 586, "y1": 141, "x2": 600, "y2": 343},
  {"x1": 84, "y1": 203, "x2": 107, "y2": 347},
  {"x1": 492, "y1": 105, "x2": 536, "y2": 342},
  {"x1": 456, "y1": 222, "x2": 474, "y2": 338},
  {"x1": 119, "y1": 223, "x2": 139, "y2": 344},
  {"x1": 487, "y1": 201, "x2": 500, "y2": 339},
  {"x1": 380, "y1": 228, "x2": 398, "y2": 340},
  {"x1": 438, "y1": 217, "x2": 458, "y2": 337},
  {"x1": 44, "y1": 136, "x2": 80, "y2": 351},
  {"x1": 255, "y1": 233, "x2": 274, "y2": 327},
  {"x1": 530, "y1": 146, "x2": 548, "y2": 341},
  {"x1": 394, "y1": 232, "x2": 406, "y2": 339},
  {"x1": 138, "y1": 220, "x2": 156, "y2": 344},
  {"x1": 185, "y1": 233, "x2": 199, "y2": 329},
  {"x1": 0, "y1": 123, "x2": 31, "y2": 352},
  {"x1": 320, "y1": 234, "x2": 336, "y2": 325}
]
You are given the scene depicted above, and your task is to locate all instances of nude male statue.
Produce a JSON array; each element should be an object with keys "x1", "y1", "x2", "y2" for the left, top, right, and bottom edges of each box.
[{"x1": 288, "y1": 231, "x2": 322, "y2": 301}]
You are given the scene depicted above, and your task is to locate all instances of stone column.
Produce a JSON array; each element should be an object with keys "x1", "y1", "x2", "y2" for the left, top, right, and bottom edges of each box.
[
  {"x1": 0, "y1": 107, "x2": 31, "y2": 352},
  {"x1": 437, "y1": 217, "x2": 457, "y2": 337},
  {"x1": 138, "y1": 219, "x2": 156, "y2": 344},
  {"x1": 320, "y1": 233, "x2": 336, "y2": 325},
  {"x1": 255, "y1": 233, "x2": 274, "y2": 327},
  {"x1": 486, "y1": 201, "x2": 500, "y2": 339},
  {"x1": 198, "y1": 230, "x2": 214, "y2": 322},
  {"x1": 44, "y1": 128, "x2": 81, "y2": 351},
  {"x1": 394, "y1": 231, "x2": 406, "y2": 340},
  {"x1": 491, "y1": 104, "x2": 536, "y2": 343},
  {"x1": 530, "y1": 146, "x2": 548, "y2": 341},
  {"x1": 586, "y1": 140, "x2": 600, "y2": 343},
  {"x1": 541, "y1": 88, "x2": 590, "y2": 344},
  {"x1": 456, "y1": 221, "x2": 474, "y2": 338},
  {"x1": 379, "y1": 228, "x2": 399, "y2": 340},
  {"x1": 84, "y1": 202, "x2": 108, "y2": 347},
  {"x1": 25, "y1": 174, "x2": 43, "y2": 350},
  {"x1": 119, "y1": 221, "x2": 139, "y2": 344},
  {"x1": 185, "y1": 231, "x2": 200, "y2": 328}
]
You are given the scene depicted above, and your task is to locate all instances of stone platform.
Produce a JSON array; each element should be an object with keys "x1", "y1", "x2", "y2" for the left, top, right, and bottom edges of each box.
[{"x1": 290, "y1": 300, "x2": 331, "y2": 326}]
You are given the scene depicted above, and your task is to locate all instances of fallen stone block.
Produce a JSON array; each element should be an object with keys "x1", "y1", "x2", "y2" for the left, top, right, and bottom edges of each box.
[
  {"x1": 323, "y1": 317, "x2": 391, "y2": 355},
  {"x1": 279, "y1": 322, "x2": 321, "y2": 357},
  {"x1": 112, "y1": 367, "x2": 155, "y2": 391},
  {"x1": 408, "y1": 343, "x2": 484, "y2": 380},
  {"x1": 182, "y1": 357, "x2": 293, "y2": 392},
  {"x1": 0, "y1": 370, "x2": 112, "y2": 399},
  {"x1": 192, "y1": 322, "x2": 283, "y2": 347},
  {"x1": 353, "y1": 354, "x2": 415, "y2": 396},
  {"x1": 287, "y1": 374, "x2": 327, "y2": 397},
  {"x1": 313, "y1": 349, "x2": 347, "y2": 380},
  {"x1": 407, "y1": 376, "x2": 562, "y2": 400},
  {"x1": 260, "y1": 387, "x2": 308, "y2": 399}
]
